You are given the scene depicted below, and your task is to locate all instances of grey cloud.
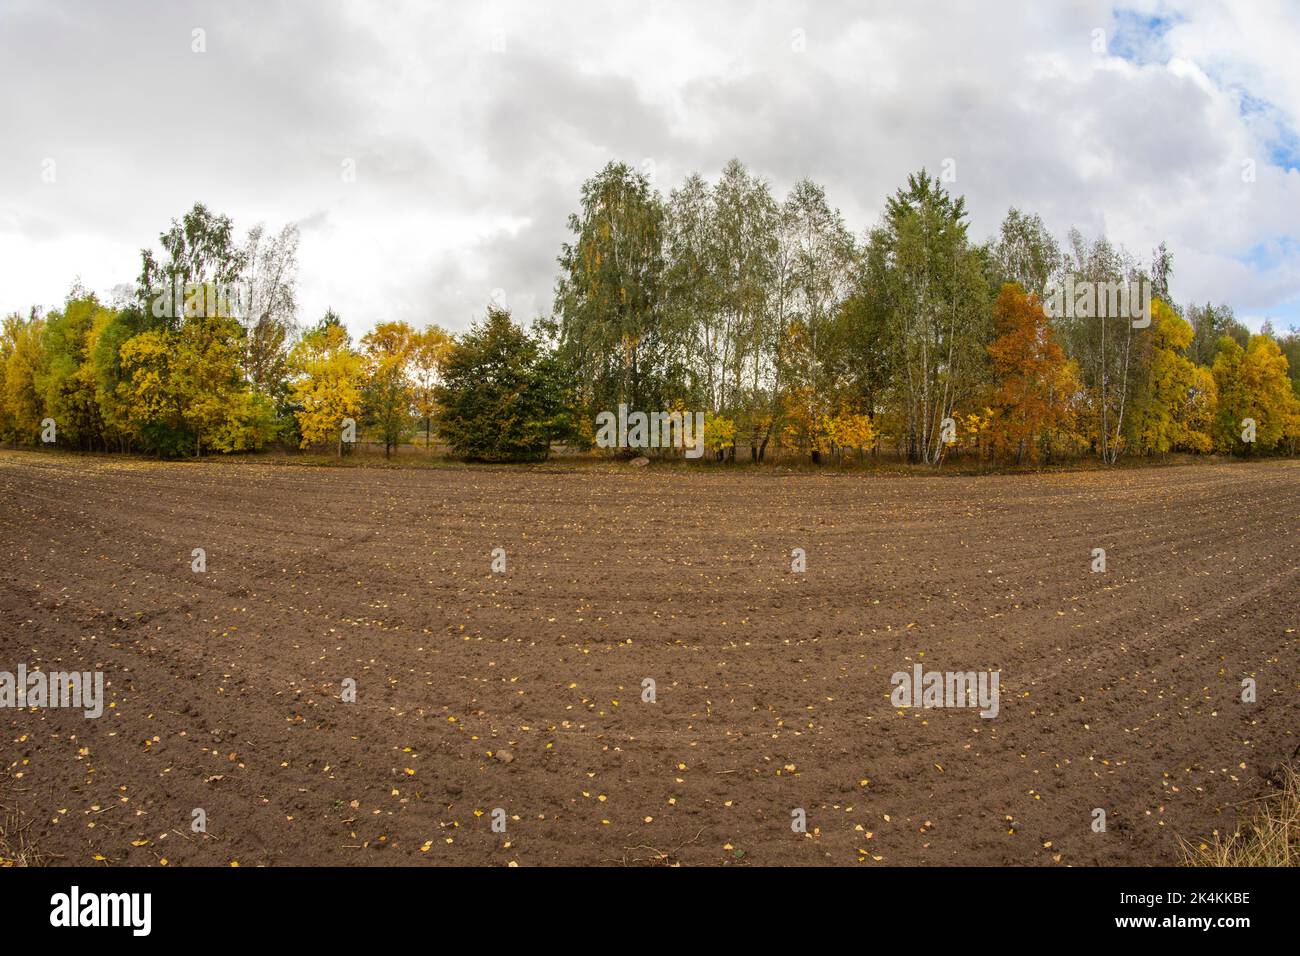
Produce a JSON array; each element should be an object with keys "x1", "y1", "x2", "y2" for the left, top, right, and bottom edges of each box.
[{"x1": 2, "y1": 0, "x2": 1300, "y2": 329}]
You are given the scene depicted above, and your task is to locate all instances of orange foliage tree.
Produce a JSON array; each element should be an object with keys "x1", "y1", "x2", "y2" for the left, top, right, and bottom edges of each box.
[{"x1": 985, "y1": 283, "x2": 1074, "y2": 464}]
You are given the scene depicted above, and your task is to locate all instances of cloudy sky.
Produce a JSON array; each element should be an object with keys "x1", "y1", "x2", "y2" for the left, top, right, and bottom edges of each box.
[{"x1": 3, "y1": 0, "x2": 1300, "y2": 336}]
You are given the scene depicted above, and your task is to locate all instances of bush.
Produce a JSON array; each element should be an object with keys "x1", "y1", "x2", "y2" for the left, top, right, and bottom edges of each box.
[{"x1": 435, "y1": 308, "x2": 572, "y2": 462}]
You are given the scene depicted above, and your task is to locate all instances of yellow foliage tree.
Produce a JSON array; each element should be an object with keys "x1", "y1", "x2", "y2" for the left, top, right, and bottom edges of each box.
[
  {"x1": 117, "y1": 329, "x2": 186, "y2": 440},
  {"x1": 410, "y1": 324, "x2": 452, "y2": 448},
  {"x1": 361, "y1": 321, "x2": 416, "y2": 458},
  {"x1": 703, "y1": 412, "x2": 737, "y2": 459},
  {"x1": 1128, "y1": 299, "x2": 1214, "y2": 455},
  {"x1": 1, "y1": 313, "x2": 46, "y2": 443},
  {"x1": 957, "y1": 407, "x2": 994, "y2": 461},
  {"x1": 290, "y1": 323, "x2": 364, "y2": 456},
  {"x1": 1212, "y1": 333, "x2": 1298, "y2": 453},
  {"x1": 823, "y1": 411, "x2": 876, "y2": 463},
  {"x1": 1046, "y1": 359, "x2": 1090, "y2": 458}
]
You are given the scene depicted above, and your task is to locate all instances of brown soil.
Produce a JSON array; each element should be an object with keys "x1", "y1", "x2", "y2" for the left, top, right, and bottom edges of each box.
[{"x1": 1, "y1": 451, "x2": 1296, "y2": 866}]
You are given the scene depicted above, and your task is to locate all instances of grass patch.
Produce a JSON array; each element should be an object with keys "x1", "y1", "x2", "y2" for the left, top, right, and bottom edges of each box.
[
  {"x1": 0, "y1": 803, "x2": 44, "y2": 867},
  {"x1": 1181, "y1": 762, "x2": 1300, "y2": 866}
]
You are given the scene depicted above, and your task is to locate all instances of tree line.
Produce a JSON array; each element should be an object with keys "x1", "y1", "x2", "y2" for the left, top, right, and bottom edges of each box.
[{"x1": 3, "y1": 164, "x2": 1299, "y2": 464}]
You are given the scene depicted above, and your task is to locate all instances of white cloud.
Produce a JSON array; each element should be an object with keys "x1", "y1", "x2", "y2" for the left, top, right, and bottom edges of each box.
[{"x1": 1, "y1": 0, "x2": 1298, "y2": 332}]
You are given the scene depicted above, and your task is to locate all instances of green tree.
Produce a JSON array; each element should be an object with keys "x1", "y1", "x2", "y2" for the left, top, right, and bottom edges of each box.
[
  {"x1": 237, "y1": 223, "x2": 300, "y2": 426},
  {"x1": 777, "y1": 179, "x2": 858, "y2": 462},
  {"x1": 436, "y1": 308, "x2": 570, "y2": 462},
  {"x1": 1056, "y1": 230, "x2": 1144, "y2": 464},
  {"x1": 1276, "y1": 327, "x2": 1300, "y2": 399},
  {"x1": 873, "y1": 170, "x2": 990, "y2": 464},
  {"x1": 87, "y1": 304, "x2": 153, "y2": 452},
  {"x1": 1186, "y1": 302, "x2": 1245, "y2": 367},
  {"x1": 824, "y1": 260, "x2": 893, "y2": 443},
  {"x1": 138, "y1": 202, "x2": 246, "y2": 324},
  {"x1": 555, "y1": 161, "x2": 675, "y2": 417},
  {"x1": 662, "y1": 159, "x2": 782, "y2": 459},
  {"x1": 993, "y1": 208, "x2": 1063, "y2": 300}
]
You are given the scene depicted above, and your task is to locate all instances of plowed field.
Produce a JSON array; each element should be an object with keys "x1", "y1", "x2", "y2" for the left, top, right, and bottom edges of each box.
[{"x1": 2, "y1": 451, "x2": 1296, "y2": 866}]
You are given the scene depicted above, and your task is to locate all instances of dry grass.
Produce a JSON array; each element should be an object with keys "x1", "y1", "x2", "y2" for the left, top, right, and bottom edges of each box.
[
  {"x1": 1181, "y1": 762, "x2": 1300, "y2": 867},
  {"x1": 0, "y1": 804, "x2": 45, "y2": 867}
]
